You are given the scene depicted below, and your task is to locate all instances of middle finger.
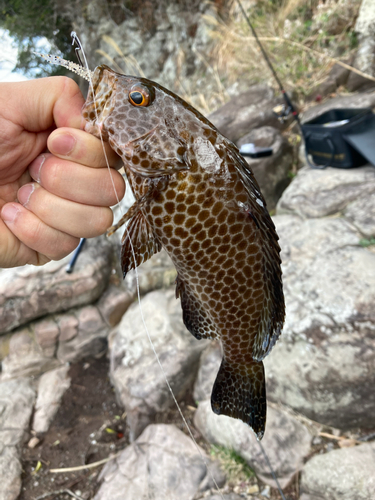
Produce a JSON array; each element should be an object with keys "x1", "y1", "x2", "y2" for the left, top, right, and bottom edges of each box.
[
  {"x1": 17, "y1": 182, "x2": 114, "y2": 238},
  {"x1": 29, "y1": 153, "x2": 125, "y2": 207}
]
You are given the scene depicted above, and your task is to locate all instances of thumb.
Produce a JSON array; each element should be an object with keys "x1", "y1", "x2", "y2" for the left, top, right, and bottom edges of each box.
[{"x1": 0, "y1": 76, "x2": 85, "y2": 132}]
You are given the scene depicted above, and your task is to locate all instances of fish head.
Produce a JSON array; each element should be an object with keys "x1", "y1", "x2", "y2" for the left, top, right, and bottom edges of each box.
[{"x1": 82, "y1": 65, "x2": 162, "y2": 146}]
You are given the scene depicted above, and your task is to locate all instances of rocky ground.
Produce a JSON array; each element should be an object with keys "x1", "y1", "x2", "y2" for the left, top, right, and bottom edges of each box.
[{"x1": 1, "y1": 88, "x2": 375, "y2": 500}]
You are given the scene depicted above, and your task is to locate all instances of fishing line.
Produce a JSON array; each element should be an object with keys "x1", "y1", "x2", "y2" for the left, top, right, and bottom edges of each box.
[
  {"x1": 257, "y1": 440, "x2": 287, "y2": 500},
  {"x1": 70, "y1": 32, "x2": 122, "y2": 208},
  {"x1": 68, "y1": 34, "x2": 225, "y2": 499}
]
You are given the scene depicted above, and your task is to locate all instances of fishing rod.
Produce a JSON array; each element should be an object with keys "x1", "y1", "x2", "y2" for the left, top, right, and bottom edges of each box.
[{"x1": 236, "y1": 0, "x2": 301, "y2": 127}]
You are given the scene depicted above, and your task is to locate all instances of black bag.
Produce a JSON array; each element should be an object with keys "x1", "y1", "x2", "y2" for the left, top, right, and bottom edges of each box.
[{"x1": 301, "y1": 108, "x2": 375, "y2": 169}]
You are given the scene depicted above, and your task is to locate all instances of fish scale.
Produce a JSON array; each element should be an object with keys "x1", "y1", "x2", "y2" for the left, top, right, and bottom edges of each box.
[{"x1": 83, "y1": 64, "x2": 285, "y2": 440}]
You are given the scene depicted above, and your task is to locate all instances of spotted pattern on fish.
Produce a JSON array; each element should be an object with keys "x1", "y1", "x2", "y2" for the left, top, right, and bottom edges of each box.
[{"x1": 83, "y1": 65, "x2": 285, "y2": 439}]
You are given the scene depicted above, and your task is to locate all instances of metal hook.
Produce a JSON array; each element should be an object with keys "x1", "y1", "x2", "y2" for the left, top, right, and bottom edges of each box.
[{"x1": 71, "y1": 31, "x2": 84, "y2": 67}]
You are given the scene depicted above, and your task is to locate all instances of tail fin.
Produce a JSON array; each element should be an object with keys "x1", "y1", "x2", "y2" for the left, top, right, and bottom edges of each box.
[{"x1": 211, "y1": 358, "x2": 266, "y2": 440}]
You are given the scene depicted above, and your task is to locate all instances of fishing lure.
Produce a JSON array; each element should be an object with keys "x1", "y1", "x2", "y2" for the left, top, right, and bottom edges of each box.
[{"x1": 39, "y1": 53, "x2": 285, "y2": 440}]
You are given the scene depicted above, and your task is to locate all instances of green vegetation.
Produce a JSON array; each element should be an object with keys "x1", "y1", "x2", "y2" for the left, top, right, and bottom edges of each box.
[
  {"x1": 208, "y1": 0, "x2": 362, "y2": 97},
  {"x1": 359, "y1": 238, "x2": 375, "y2": 248},
  {"x1": 210, "y1": 444, "x2": 255, "y2": 482}
]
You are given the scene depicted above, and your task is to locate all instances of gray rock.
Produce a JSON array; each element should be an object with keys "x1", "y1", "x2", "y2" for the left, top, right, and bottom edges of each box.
[
  {"x1": 208, "y1": 85, "x2": 291, "y2": 143},
  {"x1": 109, "y1": 288, "x2": 209, "y2": 440},
  {"x1": 307, "y1": 78, "x2": 337, "y2": 102},
  {"x1": 0, "y1": 448, "x2": 22, "y2": 500},
  {"x1": 125, "y1": 249, "x2": 177, "y2": 296},
  {"x1": 194, "y1": 400, "x2": 312, "y2": 489},
  {"x1": 265, "y1": 213, "x2": 375, "y2": 428},
  {"x1": 346, "y1": 0, "x2": 375, "y2": 91},
  {"x1": 301, "y1": 92, "x2": 375, "y2": 124},
  {"x1": 193, "y1": 341, "x2": 221, "y2": 404},
  {"x1": 0, "y1": 378, "x2": 36, "y2": 500},
  {"x1": 206, "y1": 495, "x2": 243, "y2": 500},
  {"x1": 237, "y1": 126, "x2": 294, "y2": 210},
  {"x1": 329, "y1": 61, "x2": 352, "y2": 87},
  {"x1": 32, "y1": 364, "x2": 71, "y2": 434},
  {"x1": 1, "y1": 326, "x2": 61, "y2": 381},
  {"x1": 300, "y1": 442, "x2": 375, "y2": 499},
  {"x1": 344, "y1": 191, "x2": 375, "y2": 238},
  {"x1": 276, "y1": 166, "x2": 375, "y2": 219},
  {"x1": 0, "y1": 236, "x2": 113, "y2": 335},
  {"x1": 94, "y1": 424, "x2": 225, "y2": 500}
]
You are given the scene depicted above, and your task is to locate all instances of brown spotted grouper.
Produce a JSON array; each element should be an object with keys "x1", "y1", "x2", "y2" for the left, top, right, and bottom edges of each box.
[{"x1": 83, "y1": 65, "x2": 285, "y2": 440}]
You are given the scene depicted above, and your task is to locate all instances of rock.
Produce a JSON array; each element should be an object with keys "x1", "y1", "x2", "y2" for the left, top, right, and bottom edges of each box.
[
  {"x1": 0, "y1": 448, "x2": 22, "y2": 500},
  {"x1": 208, "y1": 85, "x2": 292, "y2": 143},
  {"x1": 301, "y1": 93, "x2": 375, "y2": 124},
  {"x1": 194, "y1": 400, "x2": 312, "y2": 489},
  {"x1": 276, "y1": 165, "x2": 375, "y2": 219},
  {"x1": 109, "y1": 288, "x2": 209, "y2": 440},
  {"x1": 0, "y1": 236, "x2": 113, "y2": 335},
  {"x1": 193, "y1": 341, "x2": 221, "y2": 404},
  {"x1": 81, "y1": 2, "x2": 223, "y2": 113},
  {"x1": 300, "y1": 442, "x2": 375, "y2": 499},
  {"x1": 237, "y1": 126, "x2": 294, "y2": 210},
  {"x1": 0, "y1": 378, "x2": 36, "y2": 500},
  {"x1": 206, "y1": 495, "x2": 244, "y2": 500},
  {"x1": 0, "y1": 284, "x2": 131, "y2": 380},
  {"x1": 346, "y1": 0, "x2": 375, "y2": 91},
  {"x1": 344, "y1": 191, "x2": 375, "y2": 238},
  {"x1": 32, "y1": 364, "x2": 71, "y2": 434},
  {"x1": 125, "y1": 249, "x2": 177, "y2": 296},
  {"x1": 265, "y1": 212, "x2": 375, "y2": 429},
  {"x1": 0, "y1": 327, "x2": 61, "y2": 381},
  {"x1": 307, "y1": 78, "x2": 337, "y2": 102},
  {"x1": 96, "y1": 283, "x2": 134, "y2": 327},
  {"x1": 94, "y1": 424, "x2": 225, "y2": 500},
  {"x1": 329, "y1": 61, "x2": 352, "y2": 87}
]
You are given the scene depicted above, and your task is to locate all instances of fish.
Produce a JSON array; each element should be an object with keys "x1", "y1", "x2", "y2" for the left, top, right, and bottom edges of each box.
[{"x1": 82, "y1": 64, "x2": 285, "y2": 440}]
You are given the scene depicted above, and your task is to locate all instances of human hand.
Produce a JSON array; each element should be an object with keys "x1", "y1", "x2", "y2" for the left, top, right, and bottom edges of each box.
[{"x1": 0, "y1": 77, "x2": 125, "y2": 268}]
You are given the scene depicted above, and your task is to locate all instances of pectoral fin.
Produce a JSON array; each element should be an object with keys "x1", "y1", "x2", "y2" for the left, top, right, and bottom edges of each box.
[
  {"x1": 120, "y1": 208, "x2": 162, "y2": 277},
  {"x1": 107, "y1": 197, "x2": 161, "y2": 278}
]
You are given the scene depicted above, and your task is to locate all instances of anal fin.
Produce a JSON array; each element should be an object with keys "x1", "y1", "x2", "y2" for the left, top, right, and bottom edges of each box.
[
  {"x1": 211, "y1": 358, "x2": 266, "y2": 440},
  {"x1": 176, "y1": 276, "x2": 218, "y2": 341}
]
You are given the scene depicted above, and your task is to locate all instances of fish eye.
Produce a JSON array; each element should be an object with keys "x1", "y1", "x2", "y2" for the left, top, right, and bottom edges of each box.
[{"x1": 128, "y1": 85, "x2": 152, "y2": 107}]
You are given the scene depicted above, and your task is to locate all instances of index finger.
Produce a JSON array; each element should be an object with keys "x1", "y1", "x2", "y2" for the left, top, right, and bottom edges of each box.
[{"x1": 48, "y1": 128, "x2": 123, "y2": 169}]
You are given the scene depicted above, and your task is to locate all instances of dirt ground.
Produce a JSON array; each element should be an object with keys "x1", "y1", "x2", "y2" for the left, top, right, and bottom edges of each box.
[{"x1": 19, "y1": 355, "x2": 299, "y2": 500}]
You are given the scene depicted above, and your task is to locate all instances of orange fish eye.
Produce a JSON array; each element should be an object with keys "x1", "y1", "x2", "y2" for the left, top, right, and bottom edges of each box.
[{"x1": 129, "y1": 87, "x2": 150, "y2": 107}]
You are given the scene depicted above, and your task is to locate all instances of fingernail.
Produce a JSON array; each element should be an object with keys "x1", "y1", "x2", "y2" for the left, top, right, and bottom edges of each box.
[
  {"x1": 18, "y1": 184, "x2": 35, "y2": 207},
  {"x1": 50, "y1": 133, "x2": 76, "y2": 156},
  {"x1": 1, "y1": 203, "x2": 20, "y2": 223},
  {"x1": 29, "y1": 155, "x2": 46, "y2": 183}
]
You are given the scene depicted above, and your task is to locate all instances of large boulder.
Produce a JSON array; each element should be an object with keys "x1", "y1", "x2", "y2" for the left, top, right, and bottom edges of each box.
[
  {"x1": 0, "y1": 236, "x2": 113, "y2": 335},
  {"x1": 94, "y1": 424, "x2": 225, "y2": 500},
  {"x1": 237, "y1": 126, "x2": 294, "y2": 210},
  {"x1": 0, "y1": 378, "x2": 36, "y2": 500},
  {"x1": 194, "y1": 400, "x2": 312, "y2": 489},
  {"x1": 276, "y1": 165, "x2": 375, "y2": 219},
  {"x1": 300, "y1": 442, "x2": 375, "y2": 500},
  {"x1": 109, "y1": 288, "x2": 209, "y2": 440},
  {"x1": 265, "y1": 165, "x2": 375, "y2": 430},
  {"x1": 0, "y1": 284, "x2": 131, "y2": 381},
  {"x1": 208, "y1": 85, "x2": 292, "y2": 142}
]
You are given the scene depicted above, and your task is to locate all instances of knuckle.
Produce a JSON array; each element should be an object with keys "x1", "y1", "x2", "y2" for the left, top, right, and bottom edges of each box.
[
  {"x1": 43, "y1": 159, "x2": 61, "y2": 192},
  {"x1": 91, "y1": 208, "x2": 113, "y2": 235}
]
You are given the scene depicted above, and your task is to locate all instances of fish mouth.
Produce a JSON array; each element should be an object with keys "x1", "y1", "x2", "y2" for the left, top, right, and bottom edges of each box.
[{"x1": 82, "y1": 65, "x2": 118, "y2": 139}]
